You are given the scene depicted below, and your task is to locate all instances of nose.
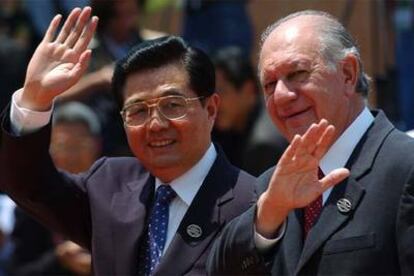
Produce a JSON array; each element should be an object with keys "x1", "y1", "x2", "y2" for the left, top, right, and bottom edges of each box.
[
  {"x1": 147, "y1": 107, "x2": 169, "y2": 131},
  {"x1": 271, "y1": 79, "x2": 298, "y2": 106}
]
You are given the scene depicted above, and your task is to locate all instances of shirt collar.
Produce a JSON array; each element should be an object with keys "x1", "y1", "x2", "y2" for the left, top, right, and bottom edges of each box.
[
  {"x1": 320, "y1": 107, "x2": 374, "y2": 175},
  {"x1": 155, "y1": 143, "x2": 217, "y2": 206}
]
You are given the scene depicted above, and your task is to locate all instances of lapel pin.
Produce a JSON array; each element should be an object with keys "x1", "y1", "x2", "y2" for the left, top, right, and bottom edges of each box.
[
  {"x1": 186, "y1": 224, "x2": 202, "y2": 238},
  {"x1": 337, "y1": 198, "x2": 352, "y2": 213}
]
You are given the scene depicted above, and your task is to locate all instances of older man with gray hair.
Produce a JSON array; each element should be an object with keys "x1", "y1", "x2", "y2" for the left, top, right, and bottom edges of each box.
[{"x1": 207, "y1": 10, "x2": 414, "y2": 275}]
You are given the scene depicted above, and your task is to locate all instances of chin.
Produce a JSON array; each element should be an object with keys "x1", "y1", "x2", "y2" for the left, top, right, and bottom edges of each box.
[{"x1": 150, "y1": 157, "x2": 182, "y2": 169}]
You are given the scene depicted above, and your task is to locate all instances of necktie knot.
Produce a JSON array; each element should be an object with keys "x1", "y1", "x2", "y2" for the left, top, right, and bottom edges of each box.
[{"x1": 155, "y1": 185, "x2": 176, "y2": 205}]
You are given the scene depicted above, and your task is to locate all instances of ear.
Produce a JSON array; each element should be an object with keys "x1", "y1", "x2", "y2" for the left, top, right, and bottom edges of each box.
[
  {"x1": 340, "y1": 54, "x2": 359, "y2": 97},
  {"x1": 205, "y1": 93, "x2": 220, "y2": 127}
]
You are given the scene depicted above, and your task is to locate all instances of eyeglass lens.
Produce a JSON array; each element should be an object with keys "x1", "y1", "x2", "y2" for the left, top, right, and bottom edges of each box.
[{"x1": 124, "y1": 96, "x2": 188, "y2": 126}]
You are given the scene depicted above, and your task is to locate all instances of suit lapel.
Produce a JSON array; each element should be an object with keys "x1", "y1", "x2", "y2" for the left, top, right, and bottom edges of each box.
[
  {"x1": 345, "y1": 110, "x2": 394, "y2": 180},
  {"x1": 111, "y1": 171, "x2": 155, "y2": 275},
  {"x1": 295, "y1": 110, "x2": 394, "y2": 273},
  {"x1": 154, "y1": 151, "x2": 237, "y2": 275},
  {"x1": 295, "y1": 176, "x2": 365, "y2": 273}
]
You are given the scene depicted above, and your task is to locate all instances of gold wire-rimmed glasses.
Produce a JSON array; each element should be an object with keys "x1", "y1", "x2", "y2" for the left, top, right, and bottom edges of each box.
[{"x1": 120, "y1": 95, "x2": 204, "y2": 127}]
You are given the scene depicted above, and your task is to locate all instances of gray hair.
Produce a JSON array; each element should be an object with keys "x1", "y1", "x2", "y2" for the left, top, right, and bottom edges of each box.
[
  {"x1": 261, "y1": 10, "x2": 371, "y2": 96},
  {"x1": 53, "y1": 102, "x2": 101, "y2": 136}
]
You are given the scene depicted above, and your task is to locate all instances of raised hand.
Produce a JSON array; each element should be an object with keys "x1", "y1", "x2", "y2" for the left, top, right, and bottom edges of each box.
[
  {"x1": 21, "y1": 7, "x2": 98, "y2": 111},
  {"x1": 256, "y1": 120, "x2": 350, "y2": 237}
]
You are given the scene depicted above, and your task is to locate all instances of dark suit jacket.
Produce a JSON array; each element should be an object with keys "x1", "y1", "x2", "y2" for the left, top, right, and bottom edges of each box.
[
  {"x1": 0, "y1": 111, "x2": 257, "y2": 275},
  {"x1": 207, "y1": 110, "x2": 414, "y2": 275}
]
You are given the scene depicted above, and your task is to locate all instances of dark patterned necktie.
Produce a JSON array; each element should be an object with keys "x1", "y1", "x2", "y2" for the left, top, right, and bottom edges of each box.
[
  {"x1": 138, "y1": 185, "x2": 176, "y2": 275},
  {"x1": 303, "y1": 169, "x2": 324, "y2": 238}
]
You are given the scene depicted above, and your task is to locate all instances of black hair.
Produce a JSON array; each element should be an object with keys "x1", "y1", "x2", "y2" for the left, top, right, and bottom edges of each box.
[
  {"x1": 212, "y1": 46, "x2": 257, "y2": 92},
  {"x1": 112, "y1": 36, "x2": 215, "y2": 109}
]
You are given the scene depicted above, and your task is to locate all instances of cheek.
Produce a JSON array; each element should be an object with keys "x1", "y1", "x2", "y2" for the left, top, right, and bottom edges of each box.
[
  {"x1": 266, "y1": 100, "x2": 280, "y2": 123},
  {"x1": 313, "y1": 91, "x2": 341, "y2": 119},
  {"x1": 185, "y1": 115, "x2": 212, "y2": 141},
  {"x1": 125, "y1": 128, "x2": 145, "y2": 152},
  {"x1": 266, "y1": 100, "x2": 290, "y2": 138}
]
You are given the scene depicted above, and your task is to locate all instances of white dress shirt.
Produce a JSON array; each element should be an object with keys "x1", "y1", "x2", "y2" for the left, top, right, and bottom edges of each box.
[
  {"x1": 9, "y1": 89, "x2": 217, "y2": 256},
  {"x1": 10, "y1": 89, "x2": 55, "y2": 134},
  {"x1": 255, "y1": 107, "x2": 374, "y2": 248},
  {"x1": 319, "y1": 107, "x2": 374, "y2": 203}
]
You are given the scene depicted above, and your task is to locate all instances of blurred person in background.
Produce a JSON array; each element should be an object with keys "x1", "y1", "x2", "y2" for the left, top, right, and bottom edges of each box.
[
  {"x1": 0, "y1": 194, "x2": 15, "y2": 276},
  {"x1": 8, "y1": 102, "x2": 102, "y2": 276},
  {"x1": 212, "y1": 47, "x2": 287, "y2": 176},
  {"x1": 182, "y1": 0, "x2": 253, "y2": 57},
  {"x1": 0, "y1": 4, "x2": 32, "y2": 270},
  {"x1": 0, "y1": 0, "x2": 32, "y2": 111},
  {"x1": 23, "y1": 0, "x2": 90, "y2": 53},
  {"x1": 392, "y1": 1, "x2": 414, "y2": 130}
]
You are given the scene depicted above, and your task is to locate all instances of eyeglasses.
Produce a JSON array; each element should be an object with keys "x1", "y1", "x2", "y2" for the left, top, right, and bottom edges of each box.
[{"x1": 120, "y1": 95, "x2": 204, "y2": 127}]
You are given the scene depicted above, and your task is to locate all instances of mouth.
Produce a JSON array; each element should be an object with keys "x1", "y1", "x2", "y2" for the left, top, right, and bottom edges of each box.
[
  {"x1": 149, "y1": 139, "x2": 175, "y2": 148},
  {"x1": 282, "y1": 107, "x2": 312, "y2": 120}
]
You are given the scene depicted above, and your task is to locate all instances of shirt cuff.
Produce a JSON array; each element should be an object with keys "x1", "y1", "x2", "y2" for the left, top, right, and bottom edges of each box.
[
  {"x1": 10, "y1": 89, "x2": 53, "y2": 135},
  {"x1": 254, "y1": 220, "x2": 287, "y2": 253}
]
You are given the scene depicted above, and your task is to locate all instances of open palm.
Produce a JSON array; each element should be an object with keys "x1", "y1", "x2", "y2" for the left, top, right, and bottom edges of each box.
[
  {"x1": 267, "y1": 120, "x2": 350, "y2": 211},
  {"x1": 22, "y1": 7, "x2": 98, "y2": 110}
]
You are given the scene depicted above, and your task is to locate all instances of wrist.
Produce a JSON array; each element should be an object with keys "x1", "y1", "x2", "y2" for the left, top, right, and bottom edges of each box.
[
  {"x1": 20, "y1": 86, "x2": 54, "y2": 111},
  {"x1": 255, "y1": 193, "x2": 290, "y2": 238}
]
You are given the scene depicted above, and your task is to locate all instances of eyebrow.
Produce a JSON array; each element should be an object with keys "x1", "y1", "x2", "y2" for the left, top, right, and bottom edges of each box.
[
  {"x1": 262, "y1": 59, "x2": 311, "y2": 80},
  {"x1": 124, "y1": 88, "x2": 187, "y2": 106}
]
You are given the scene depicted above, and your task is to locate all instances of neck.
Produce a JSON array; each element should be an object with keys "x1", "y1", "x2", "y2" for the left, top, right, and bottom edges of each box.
[
  {"x1": 334, "y1": 98, "x2": 366, "y2": 143},
  {"x1": 151, "y1": 143, "x2": 212, "y2": 183}
]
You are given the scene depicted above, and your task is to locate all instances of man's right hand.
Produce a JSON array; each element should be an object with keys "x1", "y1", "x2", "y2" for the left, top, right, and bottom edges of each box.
[
  {"x1": 20, "y1": 7, "x2": 98, "y2": 111},
  {"x1": 256, "y1": 120, "x2": 350, "y2": 238}
]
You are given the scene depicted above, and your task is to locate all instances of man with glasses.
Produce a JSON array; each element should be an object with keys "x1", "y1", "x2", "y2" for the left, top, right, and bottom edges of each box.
[{"x1": 0, "y1": 7, "x2": 256, "y2": 275}]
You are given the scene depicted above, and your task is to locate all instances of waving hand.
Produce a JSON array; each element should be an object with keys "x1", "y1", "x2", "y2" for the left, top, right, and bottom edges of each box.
[
  {"x1": 21, "y1": 7, "x2": 98, "y2": 111},
  {"x1": 256, "y1": 120, "x2": 350, "y2": 237}
]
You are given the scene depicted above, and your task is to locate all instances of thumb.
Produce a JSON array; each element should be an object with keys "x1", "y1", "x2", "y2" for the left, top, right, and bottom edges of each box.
[
  {"x1": 68, "y1": 50, "x2": 91, "y2": 81},
  {"x1": 320, "y1": 168, "x2": 350, "y2": 190}
]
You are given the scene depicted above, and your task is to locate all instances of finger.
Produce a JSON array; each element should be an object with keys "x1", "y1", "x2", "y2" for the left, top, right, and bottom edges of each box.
[
  {"x1": 73, "y1": 16, "x2": 98, "y2": 53},
  {"x1": 296, "y1": 122, "x2": 324, "y2": 155},
  {"x1": 65, "y1": 7, "x2": 92, "y2": 48},
  {"x1": 303, "y1": 119, "x2": 328, "y2": 144},
  {"x1": 320, "y1": 168, "x2": 350, "y2": 190},
  {"x1": 43, "y1": 14, "x2": 62, "y2": 42},
  {"x1": 292, "y1": 120, "x2": 327, "y2": 157},
  {"x1": 55, "y1": 8, "x2": 82, "y2": 43},
  {"x1": 67, "y1": 50, "x2": 92, "y2": 83},
  {"x1": 278, "y1": 134, "x2": 301, "y2": 165},
  {"x1": 313, "y1": 125, "x2": 335, "y2": 159}
]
